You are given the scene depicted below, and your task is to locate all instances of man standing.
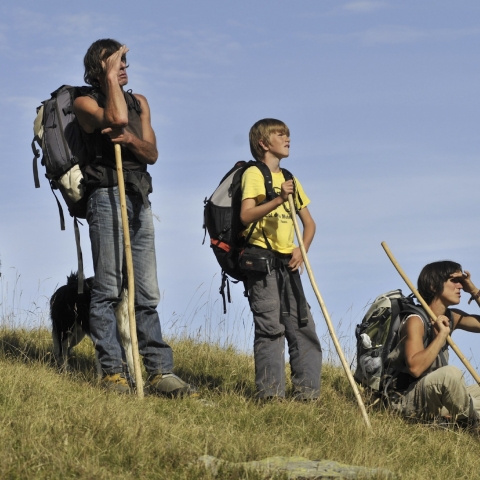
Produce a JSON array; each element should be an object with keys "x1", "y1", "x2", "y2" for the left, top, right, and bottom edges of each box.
[{"x1": 74, "y1": 38, "x2": 196, "y2": 396}]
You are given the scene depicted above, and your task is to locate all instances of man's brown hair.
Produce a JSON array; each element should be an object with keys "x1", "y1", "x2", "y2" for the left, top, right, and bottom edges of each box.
[
  {"x1": 249, "y1": 118, "x2": 290, "y2": 161},
  {"x1": 83, "y1": 38, "x2": 124, "y2": 89}
]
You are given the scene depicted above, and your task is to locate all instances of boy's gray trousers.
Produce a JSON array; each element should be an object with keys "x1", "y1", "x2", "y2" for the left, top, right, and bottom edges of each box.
[{"x1": 247, "y1": 268, "x2": 323, "y2": 399}]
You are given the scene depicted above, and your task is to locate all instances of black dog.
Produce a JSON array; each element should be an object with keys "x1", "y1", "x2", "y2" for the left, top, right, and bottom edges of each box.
[{"x1": 50, "y1": 272, "x2": 133, "y2": 377}]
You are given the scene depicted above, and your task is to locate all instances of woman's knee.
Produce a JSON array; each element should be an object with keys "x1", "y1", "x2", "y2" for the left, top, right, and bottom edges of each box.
[{"x1": 434, "y1": 365, "x2": 465, "y2": 387}]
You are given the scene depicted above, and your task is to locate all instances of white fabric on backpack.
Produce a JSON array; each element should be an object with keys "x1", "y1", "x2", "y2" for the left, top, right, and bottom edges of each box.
[
  {"x1": 33, "y1": 105, "x2": 44, "y2": 140},
  {"x1": 58, "y1": 164, "x2": 85, "y2": 203}
]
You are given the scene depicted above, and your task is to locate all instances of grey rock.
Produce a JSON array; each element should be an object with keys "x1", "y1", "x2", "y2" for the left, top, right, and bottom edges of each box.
[{"x1": 198, "y1": 455, "x2": 396, "y2": 479}]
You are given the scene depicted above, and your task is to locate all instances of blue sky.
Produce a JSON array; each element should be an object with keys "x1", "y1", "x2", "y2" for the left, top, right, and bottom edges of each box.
[{"x1": 1, "y1": 1, "x2": 480, "y2": 380}]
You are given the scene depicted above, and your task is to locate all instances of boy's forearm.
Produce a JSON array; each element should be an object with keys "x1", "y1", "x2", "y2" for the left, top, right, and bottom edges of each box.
[
  {"x1": 302, "y1": 221, "x2": 315, "y2": 252},
  {"x1": 298, "y1": 207, "x2": 316, "y2": 252},
  {"x1": 240, "y1": 196, "x2": 284, "y2": 225}
]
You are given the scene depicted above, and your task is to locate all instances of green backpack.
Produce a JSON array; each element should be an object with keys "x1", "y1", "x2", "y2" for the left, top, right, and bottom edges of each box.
[{"x1": 354, "y1": 289, "x2": 429, "y2": 393}]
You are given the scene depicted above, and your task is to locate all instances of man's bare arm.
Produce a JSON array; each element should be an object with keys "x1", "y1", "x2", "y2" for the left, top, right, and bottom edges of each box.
[
  {"x1": 73, "y1": 45, "x2": 129, "y2": 133},
  {"x1": 101, "y1": 94, "x2": 158, "y2": 165}
]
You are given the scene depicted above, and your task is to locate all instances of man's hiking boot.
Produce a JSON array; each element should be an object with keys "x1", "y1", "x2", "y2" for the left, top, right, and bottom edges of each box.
[
  {"x1": 146, "y1": 373, "x2": 198, "y2": 398},
  {"x1": 101, "y1": 373, "x2": 131, "y2": 394}
]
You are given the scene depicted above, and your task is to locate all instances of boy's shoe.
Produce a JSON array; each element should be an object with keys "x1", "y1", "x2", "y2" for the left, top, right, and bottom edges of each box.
[
  {"x1": 146, "y1": 373, "x2": 198, "y2": 398},
  {"x1": 257, "y1": 395, "x2": 285, "y2": 404},
  {"x1": 292, "y1": 388, "x2": 319, "y2": 402},
  {"x1": 101, "y1": 373, "x2": 131, "y2": 394}
]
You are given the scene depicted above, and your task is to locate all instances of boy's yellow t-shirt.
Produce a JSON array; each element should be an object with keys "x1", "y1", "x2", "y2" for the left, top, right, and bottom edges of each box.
[{"x1": 241, "y1": 166, "x2": 310, "y2": 254}]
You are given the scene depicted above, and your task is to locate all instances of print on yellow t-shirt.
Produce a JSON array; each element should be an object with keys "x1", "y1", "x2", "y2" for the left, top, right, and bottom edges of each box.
[{"x1": 241, "y1": 166, "x2": 310, "y2": 254}]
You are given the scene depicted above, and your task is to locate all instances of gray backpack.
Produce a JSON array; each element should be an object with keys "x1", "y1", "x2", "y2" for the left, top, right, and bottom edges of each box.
[
  {"x1": 32, "y1": 84, "x2": 97, "y2": 230},
  {"x1": 32, "y1": 85, "x2": 98, "y2": 293},
  {"x1": 354, "y1": 290, "x2": 428, "y2": 393}
]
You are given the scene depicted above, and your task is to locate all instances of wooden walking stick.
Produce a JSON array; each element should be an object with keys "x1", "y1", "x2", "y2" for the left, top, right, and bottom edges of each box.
[
  {"x1": 115, "y1": 144, "x2": 144, "y2": 398},
  {"x1": 288, "y1": 195, "x2": 372, "y2": 430},
  {"x1": 381, "y1": 241, "x2": 480, "y2": 386}
]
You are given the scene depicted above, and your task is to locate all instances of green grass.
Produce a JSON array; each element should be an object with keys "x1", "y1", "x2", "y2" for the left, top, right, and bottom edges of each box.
[{"x1": 0, "y1": 325, "x2": 479, "y2": 479}]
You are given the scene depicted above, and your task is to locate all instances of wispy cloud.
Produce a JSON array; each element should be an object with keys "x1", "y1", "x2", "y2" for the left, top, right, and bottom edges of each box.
[
  {"x1": 342, "y1": 1, "x2": 389, "y2": 13},
  {"x1": 302, "y1": 25, "x2": 480, "y2": 46},
  {"x1": 2, "y1": 96, "x2": 40, "y2": 122},
  {"x1": 0, "y1": 23, "x2": 8, "y2": 51},
  {"x1": 363, "y1": 25, "x2": 480, "y2": 45},
  {"x1": 155, "y1": 29, "x2": 243, "y2": 67},
  {"x1": 132, "y1": 28, "x2": 244, "y2": 90},
  {"x1": 362, "y1": 25, "x2": 427, "y2": 45},
  {"x1": 9, "y1": 8, "x2": 111, "y2": 38},
  {"x1": 5, "y1": 8, "x2": 126, "y2": 58}
]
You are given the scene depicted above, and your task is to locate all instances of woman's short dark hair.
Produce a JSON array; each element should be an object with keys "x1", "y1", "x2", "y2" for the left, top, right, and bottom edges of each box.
[
  {"x1": 83, "y1": 38, "x2": 123, "y2": 88},
  {"x1": 417, "y1": 260, "x2": 462, "y2": 305}
]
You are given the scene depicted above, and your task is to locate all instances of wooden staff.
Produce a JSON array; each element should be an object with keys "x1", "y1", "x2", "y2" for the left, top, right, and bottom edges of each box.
[
  {"x1": 115, "y1": 144, "x2": 144, "y2": 398},
  {"x1": 288, "y1": 195, "x2": 372, "y2": 430},
  {"x1": 381, "y1": 241, "x2": 480, "y2": 386}
]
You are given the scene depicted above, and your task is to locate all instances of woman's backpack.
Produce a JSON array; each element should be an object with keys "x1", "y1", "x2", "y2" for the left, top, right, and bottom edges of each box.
[{"x1": 354, "y1": 290, "x2": 429, "y2": 393}]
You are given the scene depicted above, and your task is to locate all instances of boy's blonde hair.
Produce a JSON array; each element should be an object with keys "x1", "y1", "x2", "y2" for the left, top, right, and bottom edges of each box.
[{"x1": 249, "y1": 118, "x2": 290, "y2": 161}]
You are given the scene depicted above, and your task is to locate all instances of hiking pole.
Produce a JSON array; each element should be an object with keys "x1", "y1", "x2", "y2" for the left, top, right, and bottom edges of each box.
[
  {"x1": 115, "y1": 144, "x2": 144, "y2": 398},
  {"x1": 288, "y1": 195, "x2": 372, "y2": 430},
  {"x1": 381, "y1": 241, "x2": 480, "y2": 386}
]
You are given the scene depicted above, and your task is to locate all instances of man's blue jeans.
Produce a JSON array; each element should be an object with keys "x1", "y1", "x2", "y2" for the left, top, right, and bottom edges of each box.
[{"x1": 86, "y1": 186, "x2": 173, "y2": 375}]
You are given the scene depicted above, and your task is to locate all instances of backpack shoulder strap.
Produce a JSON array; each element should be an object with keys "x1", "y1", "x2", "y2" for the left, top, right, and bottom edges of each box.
[
  {"x1": 281, "y1": 167, "x2": 304, "y2": 212},
  {"x1": 400, "y1": 304, "x2": 432, "y2": 345},
  {"x1": 436, "y1": 308, "x2": 453, "y2": 367},
  {"x1": 252, "y1": 160, "x2": 276, "y2": 201},
  {"x1": 125, "y1": 89, "x2": 142, "y2": 115},
  {"x1": 446, "y1": 308, "x2": 454, "y2": 331},
  {"x1": 281, "y1": 167, "x2": 293, "y2": 181},
  {"x1": 241, "y1": 161, "x2": 276, "y2": 249}
]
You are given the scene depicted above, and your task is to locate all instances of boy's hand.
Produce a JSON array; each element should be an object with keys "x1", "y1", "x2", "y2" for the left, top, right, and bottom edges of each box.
[
  {"x1": 280, "y1": 180, "x2": 294, "y2": 202},
  {"x1": 289, "y1": 247, "x2": 304, "y2": 273}
]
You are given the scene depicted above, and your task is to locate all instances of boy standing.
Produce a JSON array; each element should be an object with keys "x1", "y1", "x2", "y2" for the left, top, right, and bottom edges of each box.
[{"x1": 240, "y1": 118, "x2": 322, "y2": 400}]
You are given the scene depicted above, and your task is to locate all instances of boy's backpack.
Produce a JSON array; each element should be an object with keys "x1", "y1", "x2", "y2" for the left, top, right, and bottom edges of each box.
[
  {"x1": 203, "y1": 160, "x2": 296, "y2": 312},
  {"x1": 354, "y1": 289, "x2": 431, "y2": 395}
]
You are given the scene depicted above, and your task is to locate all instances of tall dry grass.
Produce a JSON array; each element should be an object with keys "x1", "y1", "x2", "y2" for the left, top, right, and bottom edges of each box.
[
  {"x1": 0, "y1": 273, "x2": 479, "y2": 479},
  {"x1": 1, "y1": 326, "x2": 480, "y2": 479}
]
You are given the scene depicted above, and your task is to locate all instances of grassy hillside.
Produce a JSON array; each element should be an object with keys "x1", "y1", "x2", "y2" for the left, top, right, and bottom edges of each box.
[{"x1": 0, "y1": 326, "x2": 479, "y2": 479}]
